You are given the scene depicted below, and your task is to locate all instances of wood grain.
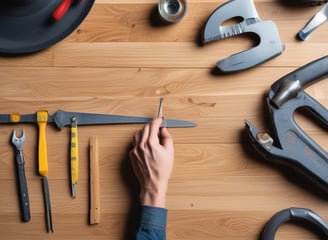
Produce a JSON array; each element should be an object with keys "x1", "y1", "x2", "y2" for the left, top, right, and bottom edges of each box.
[
  {"x1": 1, "y1": 0, "x2": 328, "y2": 239},
  {"x1": 90, "y1": 136, "x2": 101, "y2": 224}
]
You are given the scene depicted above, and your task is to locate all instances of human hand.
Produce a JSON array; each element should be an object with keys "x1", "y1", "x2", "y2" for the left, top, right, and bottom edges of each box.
[{"x1": 129, "y1": 117, "x2": 174, "y2": 208}]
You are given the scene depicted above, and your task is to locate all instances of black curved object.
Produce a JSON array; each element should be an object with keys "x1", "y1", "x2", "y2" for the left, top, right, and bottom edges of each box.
[
  {"x1": 262, "y1": 208, "x2": 328, "y2": 240},
  {"x1": 0, "y1": 0, "x2": 95, "y2": 54}
]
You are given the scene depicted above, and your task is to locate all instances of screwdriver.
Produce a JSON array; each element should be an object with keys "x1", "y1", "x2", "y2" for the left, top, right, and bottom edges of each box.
[
  {"x1": 37, "y1": 110, "x2": 54, "y2": 233},
  {"x1": 157, "y1": 97, "x2": 164, "y2": 118},
  {"x1": 70, "y1": 116, "x2": 78, "y2": 198},
  {"x1": 157, "y1": 97, "x2": 166, "y2": 127},
  {"x1": 298, "y1": 3, "x2": 328, "y2": 40}
]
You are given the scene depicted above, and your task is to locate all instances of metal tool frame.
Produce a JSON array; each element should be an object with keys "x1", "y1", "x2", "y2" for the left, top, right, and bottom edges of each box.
[
  {"x1": 202, "y1": 0, "x2": 284, "y2": 72},
  {"x1": 245, "y1": 55, "x2": 328, "y2": 192}
]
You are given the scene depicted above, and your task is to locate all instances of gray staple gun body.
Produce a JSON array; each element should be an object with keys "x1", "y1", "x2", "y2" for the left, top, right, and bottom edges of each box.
[
  {"x1": 202, "y1": 0, "x2": 284, "y2": 72},
  {"x1": 245, "y1": 56, "x2": 328, "y2": 192}
]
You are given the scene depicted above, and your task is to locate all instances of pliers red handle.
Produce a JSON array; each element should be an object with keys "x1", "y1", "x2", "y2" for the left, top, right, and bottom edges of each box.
[{"x1": 52, "y1": 0, "x2": 83, "y2": 22}]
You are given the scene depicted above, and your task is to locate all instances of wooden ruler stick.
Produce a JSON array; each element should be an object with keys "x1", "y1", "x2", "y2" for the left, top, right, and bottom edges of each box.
[{"x1": 90, "y1": 136, "x2": 100, "y2": 224}]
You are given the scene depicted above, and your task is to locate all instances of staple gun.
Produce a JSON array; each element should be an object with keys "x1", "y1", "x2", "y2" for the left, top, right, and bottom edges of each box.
[
  {"x1": 202, "y1": 0, "x2": 284, "y2": 72},
  {"x1": 245, "y1": 55, "x2": 328, "y2": 192}
]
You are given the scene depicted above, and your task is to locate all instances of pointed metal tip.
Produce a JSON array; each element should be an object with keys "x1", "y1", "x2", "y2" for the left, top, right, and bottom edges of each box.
[
  {"x1": 42, "y1": 176, "x2": 54, "y2": 233},
  {"x1": 298, "y1": 31, "x2": 308, "y2": 41},
  {"x1": 168, "y1": 120, "x2": 197, "y2": 128},
  {"x1": 48, "y1": 224, "x2": 54, "y2": 233},
  {"x1": 72, "y1": 184, "x2": 77, "y2": 198},
  {"x1": 157, "y1": 98, "x2": 164, "y2": 118},
  {"x1": 187, "y1": 122, "x2": 197, "y2": 127}
]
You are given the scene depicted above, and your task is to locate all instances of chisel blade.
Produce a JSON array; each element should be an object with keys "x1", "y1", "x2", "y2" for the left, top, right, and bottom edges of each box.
[
  {"x1": 0, "y1": 110, "x2": 197, "y2": 129},
  {"x1": 52, "y1": 110, "x2": 196, "y2": 129}
]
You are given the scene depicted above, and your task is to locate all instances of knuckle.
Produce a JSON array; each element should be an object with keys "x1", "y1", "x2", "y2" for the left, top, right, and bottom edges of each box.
[
  {"x1": 137, "y1": 143, "x2": 146, "y2": 152},
  {"x1": 146, "y1": 139, "x2": 155, "y2": 148},
  {"x1": 130, "y1": 147, "x2": 139, "y2": 157}
]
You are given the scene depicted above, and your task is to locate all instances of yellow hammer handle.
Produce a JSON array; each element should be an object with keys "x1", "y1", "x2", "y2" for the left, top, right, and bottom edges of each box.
[
  {"x1": 37, "y1": 111, "x2": 48, "y2": 176},
  {"x1": 71, "y1": 117, "x2": 78, "y2": 186}
]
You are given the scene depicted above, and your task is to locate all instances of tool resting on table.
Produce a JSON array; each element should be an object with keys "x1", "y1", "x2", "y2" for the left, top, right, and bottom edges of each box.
[
  {"x1": 202, "y1": 0, "x2": 284, "y2": 72},
  {"x1": 299, "y1": 3, "x2": 328, "y2": 40},
  {"x1": 70, "y1": 116, "x2": 78, "y2": 198},
  {"x1": 261, "y1": 208, "x2": 328, "y2": 240},
  {"x1": 89, "y1": 136, "x2": 100, "y2": 225},
  {"x1": 11, "y1": 130, "x2": 30, "y2": 223},
  {"x1": 245, "y1": 55, "x2": 328, "y2": 193},
  {"x1": 0, "y1": 108, "x2": 196, "y2": 200},
  {"x1": 36, "y1": 110, "x2": 53, "y2": 232}
]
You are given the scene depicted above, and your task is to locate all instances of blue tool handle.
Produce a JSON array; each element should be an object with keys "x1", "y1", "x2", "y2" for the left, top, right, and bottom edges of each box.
[
  {"x1": 16, "y1": 152, "x2": 30, "y2": 222},
  {"x1": 271, "y1": 55, "x2": 328, "y2": 93}
]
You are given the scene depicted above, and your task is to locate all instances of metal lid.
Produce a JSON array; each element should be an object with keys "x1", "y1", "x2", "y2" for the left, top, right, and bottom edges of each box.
[{"x1": 158, "y1": 0, "x2": 187, "y2": 23}]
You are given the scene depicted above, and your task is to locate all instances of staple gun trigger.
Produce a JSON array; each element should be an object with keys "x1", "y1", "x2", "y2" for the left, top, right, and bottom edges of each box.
[{"x1": 245, "y1": 55, "x2": 328, "y2": 192}]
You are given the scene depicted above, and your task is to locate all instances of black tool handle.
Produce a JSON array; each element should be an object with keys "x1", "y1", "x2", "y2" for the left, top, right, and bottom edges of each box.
[
  {"x1": 271, "y1": 55, "x2": 328, "y2": 93},
  {"x1": 42, "y1": 176, "x2": 53, "y2": 232},
  {"x1": 16, "y1": 151, "x2": 30, "y2": 222}
]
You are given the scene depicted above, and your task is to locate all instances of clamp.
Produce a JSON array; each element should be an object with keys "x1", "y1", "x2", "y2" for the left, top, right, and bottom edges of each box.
[{"x1": 245, "y1": 55, "x2": 328, "y2": 192}]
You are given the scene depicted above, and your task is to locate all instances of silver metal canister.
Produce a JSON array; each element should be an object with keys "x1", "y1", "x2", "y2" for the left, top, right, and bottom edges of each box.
[{"x1": 158, "y1": 0, "x2": 187, "y2": 23}]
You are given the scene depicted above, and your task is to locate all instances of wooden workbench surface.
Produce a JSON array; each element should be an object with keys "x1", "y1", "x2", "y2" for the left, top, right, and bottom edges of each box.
[{"x1": 1, "y1": 0, "x2": 328, "y2": 239}]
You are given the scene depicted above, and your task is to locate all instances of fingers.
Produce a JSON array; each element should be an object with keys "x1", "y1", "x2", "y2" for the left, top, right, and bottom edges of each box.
[
  {"x1": 130, "y1": 122, "x2": 151, "y2": 161},
  {"x1": 130, "y1": 128, "x2": 142, "y2": 164},
  {"x1": 140, "y1": 123, "x2": 150, "y2": 149},
  {"x1": 149, "y1": 117, "x2": 163, "y2": 145},
  {"x1": 132, "y1": 121, "x2": 150, "y2": 147},
  {"x1": 160, "y1": 127, "x2": 173, "y2": 150},
  {"x1": 132, "y1": 128, "x2": 141, "y2": 147},
  {"x1": 130, "y1": 130, "x2": 144, "y2": 182},
  {"x1": 131, "y1": 117, "x2": 171, "y2": 156}
]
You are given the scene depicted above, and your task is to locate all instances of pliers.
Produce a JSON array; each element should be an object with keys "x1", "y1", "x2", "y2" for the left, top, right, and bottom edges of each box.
[
  {"x1": 11, "y1": 129, "x2": 30, "y2": 222},
  {"x1": 245, "y1": 55, "x2": 328, "y2": 193}
]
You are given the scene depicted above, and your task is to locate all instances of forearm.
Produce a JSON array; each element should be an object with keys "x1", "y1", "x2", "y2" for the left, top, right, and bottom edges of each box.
[{"x1": 136, "y1": 206, "x2": 167, "y2": 240}]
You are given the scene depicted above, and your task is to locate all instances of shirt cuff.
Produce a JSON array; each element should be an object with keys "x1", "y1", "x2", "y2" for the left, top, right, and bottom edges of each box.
[{"x1": 139, "y1": 205, "x2": 167, "y2": 232}]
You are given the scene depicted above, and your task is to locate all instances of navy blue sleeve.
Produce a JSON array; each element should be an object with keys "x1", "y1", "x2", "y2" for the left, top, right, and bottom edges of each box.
[{"x1": 136, "y1": 205, "x2": 167, "y2": 240}]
